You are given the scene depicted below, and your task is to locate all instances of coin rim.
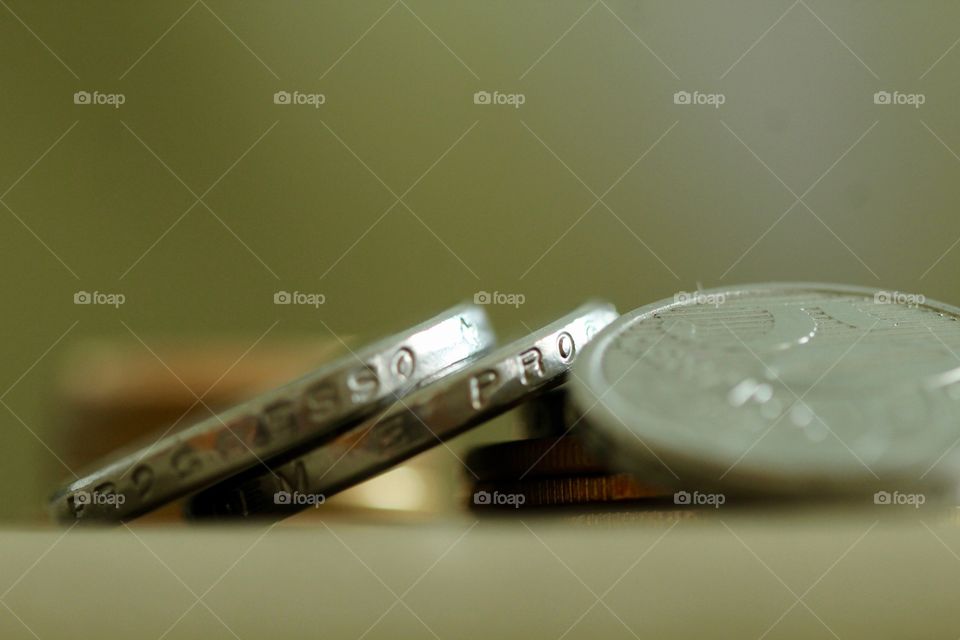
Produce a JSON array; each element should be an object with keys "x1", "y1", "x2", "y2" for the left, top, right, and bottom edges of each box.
[
  {"x1": 571, "y1": 281, "x2": 960, "y2": 492},
  {"x1": 465, "y1": 435, "x2": 609, "y2": 480},
  {"x1": 187, "y1": 302, "x2": 620, "y2": 519},
  {"x1": 49, "y1": 303, "x2": 497, "y2": 522}
]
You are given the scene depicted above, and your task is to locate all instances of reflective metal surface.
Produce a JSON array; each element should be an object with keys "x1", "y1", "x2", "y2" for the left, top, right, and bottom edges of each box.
[
  {"x1": 188, "y1": 302, "x2": 618, "y2": 519},
  {"x1": 573, "y1": 283, "x2": 960, "y2": 495},
  {"x1": 50, "y1": 304, "x2": 495, "y2": 522}
]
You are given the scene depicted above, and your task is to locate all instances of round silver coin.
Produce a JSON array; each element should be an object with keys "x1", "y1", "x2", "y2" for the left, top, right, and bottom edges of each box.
[
  {"x1": 50, "y1": 304, "x2": 496, "y2": 523},
  {"x1": 187, "y1": 301, "x2": 619, "y2": 519},
  {"x1": 571, "y1": 283, "x2": 960, "y2": 495}
]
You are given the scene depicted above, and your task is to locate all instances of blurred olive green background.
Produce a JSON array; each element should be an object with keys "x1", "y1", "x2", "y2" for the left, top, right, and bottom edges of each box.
[{"x1": 2, "y1": 0, "x2": 960, "y2": 520}]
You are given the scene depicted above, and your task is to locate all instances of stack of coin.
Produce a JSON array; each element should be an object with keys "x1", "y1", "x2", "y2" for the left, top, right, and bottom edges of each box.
[
  {"x1": 570, "y1": 283, "x2": 960, "y2": 504},
  {"x1": 51, "y1": 301, "x2": 620, "y2": 523},
  {"x1": 50, "y1": 282, "x2": 960, "y2": 524},
  {"x1": 467, "y1": 392, "x2": 669, "y2": 510},
  {"x1": 474, "y1": 282, "x2": 960, "y2": 512},
  {"x1": 469, "y1": 385, "x2": 671, "y2": 510},
  {"x1": 50, "y1": 304, "x2": 499, "y2": 522},
  {"x1": 186, "y1": 303, "x2": 619, "y2": 519},
  {"x1": 56, "y1": 338, "x2": 463, "y2": 520}
]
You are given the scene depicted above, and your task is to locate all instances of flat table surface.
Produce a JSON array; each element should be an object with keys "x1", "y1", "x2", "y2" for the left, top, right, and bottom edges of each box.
[{"x1": 1, "y1": 506, "x2": 957, "y2": 639}]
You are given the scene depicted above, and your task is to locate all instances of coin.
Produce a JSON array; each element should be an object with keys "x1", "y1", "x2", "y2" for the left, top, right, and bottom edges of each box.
[
  {"x1": 470, "y1": 474, "x2": 666, "y2": 508},
  {"x1": 465, "y1": 435, "x2": 609, "y2": 481},
  {"x1": 50, "y1": 304, "x2": 496, "y2": 523},
  {"x1": 572, "y1": 283, "x2": 960, "y2": 495},
  {"x1": 187, "y1": 302, "x2": 619, "y2": 519}
]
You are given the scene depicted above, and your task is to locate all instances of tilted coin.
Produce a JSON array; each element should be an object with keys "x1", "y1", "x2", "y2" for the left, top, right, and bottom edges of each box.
[
  {"x1": 50, "y1": 304, "x2": 495, "y2": 523},
  {"x1": 470, "y1": 474, "x2": 667, "y2": 508},
  {"x1": 572, "y1": 283, "x2": 960, "y2": 495},
  {"x1": 465, "y1": 435, "x2": 610, "y2": 481},
  {"x1": 187, "y1": 302, "x2": 619, "y2": 519}
]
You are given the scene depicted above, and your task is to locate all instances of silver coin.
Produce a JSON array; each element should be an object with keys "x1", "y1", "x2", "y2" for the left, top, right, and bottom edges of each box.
[
  {"x1": 50, "y1": 304, "x2": 496, "y2": 522},
  {"x1": 572, "y1": 283, "x2": 960, "y2": 495},
  {"x1": 187, "y1": 301, "x2": 619, "y2": 519}
]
